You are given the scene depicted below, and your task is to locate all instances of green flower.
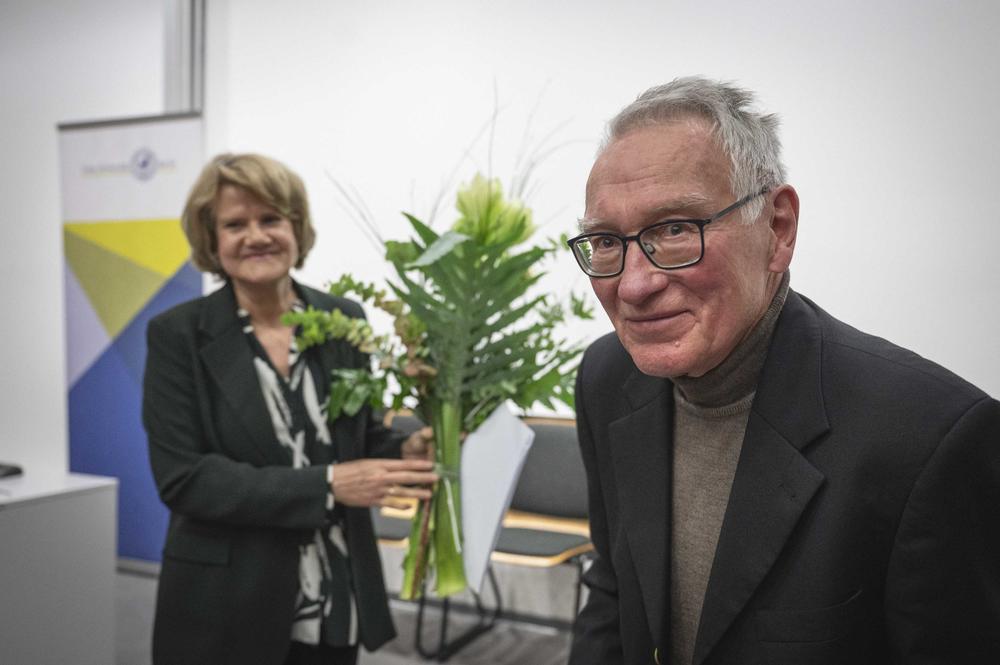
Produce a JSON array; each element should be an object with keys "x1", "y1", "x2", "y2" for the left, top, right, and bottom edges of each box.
[{"x1": 453, "y1": 174, "x2": 534, "y2": 247}]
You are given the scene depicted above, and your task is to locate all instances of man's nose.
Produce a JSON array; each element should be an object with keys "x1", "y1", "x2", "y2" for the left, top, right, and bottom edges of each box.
[{"x1": 617, "y1": 241, "x2": 668, "y2": 304}]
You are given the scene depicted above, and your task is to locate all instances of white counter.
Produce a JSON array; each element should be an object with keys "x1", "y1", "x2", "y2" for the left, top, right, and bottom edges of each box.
[{"x1": 0, "y1": 470, "x2": 118, "y2": 665}]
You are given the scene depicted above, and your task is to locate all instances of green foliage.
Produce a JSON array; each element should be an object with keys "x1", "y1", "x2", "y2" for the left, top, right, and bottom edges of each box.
[
  {"x1": 394, "y1": 196, "x2": 574, "y2": 429},
  {"x1": 283, "y1": 306, "x2": 382, "y2": 355},
  {"x1": 407, "y1": 231, "x2": 469, "y2": 268},
  {"x1": 326, "y1": 368, "x2": 386, "y2": 420},
  {"x1": 302, "y1": 173, "x2": 587, "y2": 598},
  {"x1": 570, "y1": 291, "x2": 596, "y2": 321}
]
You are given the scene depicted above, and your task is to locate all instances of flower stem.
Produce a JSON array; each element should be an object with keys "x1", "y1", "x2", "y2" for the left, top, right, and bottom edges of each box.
[
  {"x1": 399, "y1": 398, "x2": 466, "y2": 599},
  {"x1": 431, "y1": 399, "x2": 467, "y2": 597}
]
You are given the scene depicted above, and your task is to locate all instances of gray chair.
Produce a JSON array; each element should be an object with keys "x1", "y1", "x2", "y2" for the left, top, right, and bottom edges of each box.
[{"x1": 493, "y1": 417, "x2": 592, "y2": 615}]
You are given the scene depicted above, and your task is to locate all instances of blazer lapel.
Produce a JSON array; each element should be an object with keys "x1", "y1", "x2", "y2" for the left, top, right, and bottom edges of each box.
[
  {"x1": 198, "y1": 283, "x2": 292, "y2": 466},
  {"x1": 609, "y1": 369, "x2": 673, "y2": 650},
  {"x1": 692, "y1": 292, "x2": 830, "y2": 665}
]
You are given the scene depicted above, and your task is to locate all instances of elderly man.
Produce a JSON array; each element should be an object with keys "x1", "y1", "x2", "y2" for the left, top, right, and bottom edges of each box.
[{"x1": 566, "y1": 77, "x2": 999, "y2": 665}]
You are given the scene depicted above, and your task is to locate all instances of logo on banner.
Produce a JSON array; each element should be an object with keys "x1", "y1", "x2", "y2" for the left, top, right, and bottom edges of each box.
[
  {"x1": 130, "y1": 148, "x2": 160, "y2": 181},
  {"x1": 81, "y1": 148, "x2": 175, "y2": 182}
]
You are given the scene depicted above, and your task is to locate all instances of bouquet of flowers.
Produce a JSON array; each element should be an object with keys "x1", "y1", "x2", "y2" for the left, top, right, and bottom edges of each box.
[{"x1": 287, "y1": 174, "x2": 589, "y2": 599}]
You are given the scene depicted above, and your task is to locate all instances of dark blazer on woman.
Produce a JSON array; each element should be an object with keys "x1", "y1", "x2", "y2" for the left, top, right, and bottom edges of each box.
[
  {"x1": 570, "y1": 290, "x2": 1000, "y2": 665},
  {"x1": 143, "y1": 281, "x2": 402, "y2": 665}
]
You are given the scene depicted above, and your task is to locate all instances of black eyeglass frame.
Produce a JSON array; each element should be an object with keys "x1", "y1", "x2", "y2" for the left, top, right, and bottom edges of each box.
[{"x1": 567, "y1": 188, "x2": 771, "y2": 278}]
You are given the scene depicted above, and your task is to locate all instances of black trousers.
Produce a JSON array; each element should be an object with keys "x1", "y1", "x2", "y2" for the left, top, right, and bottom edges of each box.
[{"x1": 283, "y1": 641, "x2": 359, "y2": 665}]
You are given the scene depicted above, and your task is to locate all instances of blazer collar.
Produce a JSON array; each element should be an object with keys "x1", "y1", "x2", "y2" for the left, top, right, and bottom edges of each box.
[
  {"x1": 197, "y1": 278, "x2": 325, "y2": 335},
  {"x1": 197, "y1": 280, "x2": 240, "y2": 338},
  {"x1": 196, "y1": 281, "x2": 292, "y2": 466},
  {"x1": 692, "y1": 290, "x2": 830, "y2": 664},
  {"x1": 198, "y1": 280, "x2": 363, "y2": 464}
]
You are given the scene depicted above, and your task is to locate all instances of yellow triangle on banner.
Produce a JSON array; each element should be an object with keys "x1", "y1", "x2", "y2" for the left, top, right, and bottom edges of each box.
[
  {"x1": 64, "y1": 219, "x2": 192, "y2": 278},
  {"x1": 64, "y1": 230, "x2": 168, "y2": 339}
]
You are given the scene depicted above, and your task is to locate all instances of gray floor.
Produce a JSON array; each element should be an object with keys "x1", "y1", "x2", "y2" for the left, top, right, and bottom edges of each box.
[{"x1": 115, "y1": 559, "x2": 574, "y2": 665}]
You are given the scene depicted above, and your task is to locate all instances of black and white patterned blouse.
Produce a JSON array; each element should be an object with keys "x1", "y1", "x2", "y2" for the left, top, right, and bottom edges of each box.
[{"x1": 238, "y1": 301, "x2": 358, "y2": 648}]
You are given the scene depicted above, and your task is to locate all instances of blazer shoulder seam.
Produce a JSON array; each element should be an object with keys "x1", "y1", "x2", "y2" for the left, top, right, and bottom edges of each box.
[{"x1": 822, "y1": 337, "x2": 983, "y2": 398}]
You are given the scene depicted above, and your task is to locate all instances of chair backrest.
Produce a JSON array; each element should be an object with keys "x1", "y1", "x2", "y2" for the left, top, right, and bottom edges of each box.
[
  {"x1": 384, "y1": 411, "x2": 425, "y2": 436},
  {"x1": 384, "y1": 410, "x2": 587, "y2": 520},
  {"x1": 509, "y1": 418, "x2": 587, "y2": 520}
]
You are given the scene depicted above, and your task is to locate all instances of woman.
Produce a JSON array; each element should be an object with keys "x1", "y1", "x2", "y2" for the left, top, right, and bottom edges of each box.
[{"x1": 143, "y1": 153, "x2": 436, "y2": 665}]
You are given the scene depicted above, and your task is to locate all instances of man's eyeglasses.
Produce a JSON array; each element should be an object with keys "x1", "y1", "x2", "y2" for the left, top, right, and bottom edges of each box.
[{"x1": 567, "y1": 188, "x2": 769, "y2": 278}]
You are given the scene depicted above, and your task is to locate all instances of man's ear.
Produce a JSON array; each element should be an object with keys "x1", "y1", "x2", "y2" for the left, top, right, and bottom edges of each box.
[{"x1": 767, "y1": 184, "x2": 799, "y2": 273}]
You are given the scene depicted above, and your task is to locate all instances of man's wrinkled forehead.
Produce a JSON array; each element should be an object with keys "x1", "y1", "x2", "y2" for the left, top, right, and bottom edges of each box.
[
  {"x1": 582, "y1": 119, "x2": 730, "y2": 232},
  {"x1": 578, "y1": 192, "x2": 711, "y2": 233}
]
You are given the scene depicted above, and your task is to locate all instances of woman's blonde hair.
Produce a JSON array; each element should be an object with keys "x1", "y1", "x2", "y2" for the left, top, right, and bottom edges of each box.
[{"x1": 181, "y1": 153, "x2": 316, "y2": 276}]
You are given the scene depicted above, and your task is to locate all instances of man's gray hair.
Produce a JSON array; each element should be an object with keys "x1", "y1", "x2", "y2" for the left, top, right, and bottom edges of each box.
[{"x1": 604, "y1": 76, "x2": 787, "y2": 223}]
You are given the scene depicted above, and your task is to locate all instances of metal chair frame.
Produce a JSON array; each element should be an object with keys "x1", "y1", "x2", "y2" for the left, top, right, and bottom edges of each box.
[{"x1": 414, "y1": 565, "x2": 503, "y2": 661}]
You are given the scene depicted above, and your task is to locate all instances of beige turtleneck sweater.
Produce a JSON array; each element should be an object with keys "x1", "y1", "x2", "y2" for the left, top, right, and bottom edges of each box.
[{"x1": 668, "y1": 272, "x2": 790, "y2": 665}]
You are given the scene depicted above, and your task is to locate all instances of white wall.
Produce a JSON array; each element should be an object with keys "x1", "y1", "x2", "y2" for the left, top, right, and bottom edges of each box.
[
  {"x1": 206, "y1": 0, "x2": 1000, "y2": 401},
  {"x1": 3, "y1": 0, "x2": 998, "y2": 471},
  {"x1": 0, "y1": 0, "x2": 164, "y2": 471}
]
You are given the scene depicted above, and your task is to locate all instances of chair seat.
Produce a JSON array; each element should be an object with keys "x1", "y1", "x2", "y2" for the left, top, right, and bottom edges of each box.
[
  {"x1": 372, "y1": 510, "x2": 411, "y2": 544},
  {"x1": 492, "y1": 527, "x2": 593, "y2": 567},
  {"x1": 495, "y1": 527, "x2": 590, "y2": 558},
  {"x1": 375, "y1": 510, "x2": 593, "y2": 567}
]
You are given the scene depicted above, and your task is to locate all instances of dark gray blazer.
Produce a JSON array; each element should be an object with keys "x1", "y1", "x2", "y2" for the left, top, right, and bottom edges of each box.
[
  {"x1": 570, "y1": 290, "x2": 1000, "y2": 665},
  {"x1": 143, "y1": 281, "x2": 401, "y2": 665}
]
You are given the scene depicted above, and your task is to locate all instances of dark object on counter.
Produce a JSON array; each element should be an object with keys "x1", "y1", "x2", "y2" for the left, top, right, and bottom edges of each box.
[{"x1": 0, "y1": 463, "x2": 23, "y2": 478}]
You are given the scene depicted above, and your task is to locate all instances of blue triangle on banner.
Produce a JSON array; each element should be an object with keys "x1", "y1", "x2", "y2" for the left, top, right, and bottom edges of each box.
[
  {"x1": 113, "y1": 261, "x2": 202, "y2": 387},
  {"x1": 69, "y1": 341, "x2": 169, "y2": 562}
]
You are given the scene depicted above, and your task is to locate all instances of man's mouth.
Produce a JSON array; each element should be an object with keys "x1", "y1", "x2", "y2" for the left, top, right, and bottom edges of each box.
[
  {"x1": 627, "y1": 310, "x2": 686, "y2": 323},
  {"x1": 624, "y1": 310, "x2": 691, "y2": 336}
]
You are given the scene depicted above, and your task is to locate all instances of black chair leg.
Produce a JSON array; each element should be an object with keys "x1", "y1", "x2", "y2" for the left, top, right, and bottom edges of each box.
[
  {"x1": 572, "y1": 557, "x2": 583, "y2": 617},
  {"x1": 414, "y1": 566, "x2": 502, "y2": 661}
]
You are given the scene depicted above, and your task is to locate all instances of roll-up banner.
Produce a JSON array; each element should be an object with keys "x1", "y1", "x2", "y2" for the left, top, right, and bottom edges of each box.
[{"x1": 59, "y1": 114, "x2": 204, "y2": 562}]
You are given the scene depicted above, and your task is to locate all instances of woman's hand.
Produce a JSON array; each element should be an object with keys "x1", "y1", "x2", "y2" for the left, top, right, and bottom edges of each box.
[
  {"x1": 401, "y1": 426, "x2": 435, "y2": 461},
  {"x1": 331, "y1": 458, "x2": 437, "y2": 508}
]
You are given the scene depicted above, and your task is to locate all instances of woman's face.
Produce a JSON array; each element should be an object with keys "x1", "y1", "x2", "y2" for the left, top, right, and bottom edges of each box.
[{"x1": 213, "y1": 184, "x2": 299, "y2": 291}]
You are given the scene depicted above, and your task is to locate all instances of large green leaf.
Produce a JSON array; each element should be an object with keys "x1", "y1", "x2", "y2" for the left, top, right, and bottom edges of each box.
[
  {"x1": 384, "y1": 240, "x2": 421, "y2": 266},
  {"x1": 485, "y1": 244, "x2": 546, "y2": 275},
  {"x1": 343, "y1": 381, "x2": 371, "y2": 416},
  {"x1": 387, "y1": 277, "x2": 448, "y2": 328},
  {"x1": 465, "y1": 331, "x2": 546, "y2": 384},
  {"x1": 474, "y1": 246, "x2": 542, "y2": 287},
  {"x1": 473, "y1": 272, "x2": 546, "y2": 323},
  {"x1": 470, "y1": 346, "x2": 552, "y2": 390},
  {"x1": 514, "y1": 367, "x2": 563, "y2": 406},
  {"x1": 403, "y1": 213, "x2": 441, "y2": 247},
  {"x1": 406, "y1": 258, "x2": 469, "y2": 309},
  {"x1": 408, "y1": 231, "x2": 469, "y2": 268},
  {"x1": 469, "y1": 295, "x2": 547, "y2": 341},
  {"x1": 473, "y1": 321, "x2": 546, "y2": 354},
  {"x1": 327, "y1": 379, "x2": 351, "y2": 421},
  {"x1": 467, "y1": 249, "x2": 546, "y2": 315},
  {"x1": 463, "y1": 362, "x2": 539, "y2": 395}
]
